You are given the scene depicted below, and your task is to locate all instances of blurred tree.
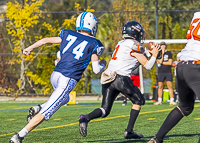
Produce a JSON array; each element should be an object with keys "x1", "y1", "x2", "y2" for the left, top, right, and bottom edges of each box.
[
  {"x1": 97, "y1": 0, "x2": 150, "y2": 52},
  {"x1": 4, "y1": 0, "x2": 81, "y2": 95},
  {"x1": 43, "y1": 0, "x2": 111, "y2": 26},
  {"x1": 2, "y1": 0, "x2": 200, "y2": 95},
  {"x1": 0, "y1": 29, "x2": 17, "y2": 94},
  {"x1": 6, "y1": 0, "x2": 45, "y2": 94}
]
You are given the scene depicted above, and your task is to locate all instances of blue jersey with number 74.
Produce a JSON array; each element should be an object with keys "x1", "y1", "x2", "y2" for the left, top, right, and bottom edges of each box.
[{"x1": 54, "y1": 29, "x2": 105, "y2": 81}]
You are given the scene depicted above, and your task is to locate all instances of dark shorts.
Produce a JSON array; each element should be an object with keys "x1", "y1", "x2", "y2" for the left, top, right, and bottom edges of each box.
[
  {"x1": 157, "y1": 73, "x2": 173, "y2": 82},
  {"x1": 177, "y1": 62, "x2": 200, "y2": 115}
]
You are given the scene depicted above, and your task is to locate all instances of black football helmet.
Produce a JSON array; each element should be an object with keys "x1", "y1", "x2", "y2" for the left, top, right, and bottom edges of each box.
[{"x1": 122, "y1": 21, "x2": 145, "y2": 43}]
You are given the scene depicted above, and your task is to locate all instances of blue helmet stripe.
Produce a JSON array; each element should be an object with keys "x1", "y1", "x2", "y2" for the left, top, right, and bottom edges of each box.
[
  {"x1": 80, "y1": 12, "x2": 88, "y2": 27},
  {"x1": 76, "y1": 27, "x2": 91, "y2": 31}
]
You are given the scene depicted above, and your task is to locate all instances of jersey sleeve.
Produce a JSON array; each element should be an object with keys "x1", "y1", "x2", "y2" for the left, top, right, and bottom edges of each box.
[
  {"x1": 59, "y1": 29, "x2": 69, "y2": 40},
  {"x1": 131, "y1": 41, "x2": 144, "y2": 53},
  {"x1": 59, "y1": 30, "x2": 64, "y2": 39},
  {"x1": 92, "y1": 40, "x2": 105, "y2": 56},
  {"x1": 168, "y1": 52, "x2": 172, "y2": 59}
]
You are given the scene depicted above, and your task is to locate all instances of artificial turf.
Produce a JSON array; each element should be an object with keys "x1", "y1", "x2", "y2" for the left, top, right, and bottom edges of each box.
[{"x1": 0, "y1": 100, "x2": 200, "y2": 143}]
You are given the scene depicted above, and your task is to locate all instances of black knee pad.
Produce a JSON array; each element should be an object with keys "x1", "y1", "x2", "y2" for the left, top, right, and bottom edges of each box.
[
  {"x1": 130, "y1": 93, "x2": 145, "y2": 105},
  {"x1": 99, "y1": 107, "x2": 110, "y2": 118},
  {"x1": 140, "y1": 94, "x2": 145, "y2": 105},
  {"x1": 178, "y1": 105, "x2": 194, "y2": 116},
  {"x1": 102, "y1": 113, "x2": 109, "y2": 118}
]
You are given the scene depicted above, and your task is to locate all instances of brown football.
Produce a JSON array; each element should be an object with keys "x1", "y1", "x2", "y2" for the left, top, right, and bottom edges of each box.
[{"x1": 148, "y1": 42, "x2": 155, "y2": 51}]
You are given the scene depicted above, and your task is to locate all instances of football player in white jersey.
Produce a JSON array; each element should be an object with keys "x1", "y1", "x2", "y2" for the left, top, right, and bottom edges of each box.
[
  {"x1": 9, "y1": 12, "x2": 106, "y2": 143},
  {"x1": 148, "y1": 12, "x2": 200, "y2": 143},
  {"x1": 78, "y1": 21, "x2": 161, "y2": 139}
]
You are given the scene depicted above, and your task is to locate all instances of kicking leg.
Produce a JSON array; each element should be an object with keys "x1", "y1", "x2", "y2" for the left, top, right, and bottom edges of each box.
[
  {"x1": 10, "y1": 73, "x2": 77, "y2": 142},
  {"x1": 78, "y1": 83, "x2": 119, "y2": 137},
  {"x1": 10, "y1": 113, "x2": 45, "y2": 143},
  {"x1": 118, "y1": 76, "x2": 145, "y2": 139},
  {"x1": 154, "y1": 107, "x2": 183, "y2": 142}
]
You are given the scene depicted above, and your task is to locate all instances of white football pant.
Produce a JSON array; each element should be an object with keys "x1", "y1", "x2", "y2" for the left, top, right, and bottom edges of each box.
[{"x1": 39, "y1": 71, "x2": 77, "y2": 120}]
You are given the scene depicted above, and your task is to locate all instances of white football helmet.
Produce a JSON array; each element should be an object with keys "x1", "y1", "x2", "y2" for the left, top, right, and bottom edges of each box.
[{"x1": 76, "y1": 12, "x2": 98, "y2": 37}]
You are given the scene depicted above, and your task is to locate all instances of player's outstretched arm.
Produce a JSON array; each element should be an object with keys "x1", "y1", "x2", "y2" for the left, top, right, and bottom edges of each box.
[
  {"x1": 131, "y1": 44, "x2": 161, "y2": 70},
  {"x1": 23, "y1": 37, "x2": 62, "y2": 56},
  {"x1": 91, "y1": 54, "x2": 106, "y2": 74}
]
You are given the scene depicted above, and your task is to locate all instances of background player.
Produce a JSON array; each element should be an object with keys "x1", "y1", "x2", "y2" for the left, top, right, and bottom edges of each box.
[
  {"x1": 78, "y1": 21, "x2": 161, "y2": 139},
  {"x1": 9, "y1": 12, "x2": 106, "y2": 143},
  {"x1": 154, "y1": 42, "x2": 176, "y2": 105},
  {"x1": 148, "y1": 11, "x2": 200, "y2": 143}
]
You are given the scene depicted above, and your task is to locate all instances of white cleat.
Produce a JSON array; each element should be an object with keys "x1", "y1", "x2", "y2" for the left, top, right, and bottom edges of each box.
[
  {"x1": 153, "y1": 102, "x2": 162, "y2": 105},
  {"x1": 169, "y1": 101, "x2": 177, "y2": 105},
  {"x1": 147, "y1": 136, "x2": 162, "y2": 143}
]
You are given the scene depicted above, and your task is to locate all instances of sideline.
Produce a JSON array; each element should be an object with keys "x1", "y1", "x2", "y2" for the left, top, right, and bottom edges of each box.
[{"x1": 0, "y1": 108, "x2": 173, "y2": 137}]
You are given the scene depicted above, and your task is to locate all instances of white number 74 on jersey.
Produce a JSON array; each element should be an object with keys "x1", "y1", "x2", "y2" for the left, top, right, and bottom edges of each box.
[{"x1": 62, "y1": 34, "x2": 88, "y2": 60}]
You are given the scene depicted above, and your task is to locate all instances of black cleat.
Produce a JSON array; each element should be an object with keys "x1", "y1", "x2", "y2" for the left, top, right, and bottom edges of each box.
[
  {"x1": 122, "y1": 99, "x2": 127, "y2": 106},
  {"x1": 27, "y1": 104, "x2": 41, "y2": 123},
  {"x1": 147, "y1": 136, "x2": 163, "y2": 143},
  {"x1": 9, "y1": 133, "x2": 24, "y2": 143},
  {"x1": 78, "y1": 114, "x2": 88, "y2": 137},
  {"x1": 124, "y1": 131, "x2": 143, "y2": 139}
]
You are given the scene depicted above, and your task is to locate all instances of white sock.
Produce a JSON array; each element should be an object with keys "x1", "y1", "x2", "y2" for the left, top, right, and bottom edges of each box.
[
  {"x1": 18, "y1": 128, "x2": 28, "y2": 138},
  {"x1": 170, "y1": 98, "x2": 174, "y2": 102},
  {"x1": 158, "y1": 97, "x2": 162, "y2": 103}
]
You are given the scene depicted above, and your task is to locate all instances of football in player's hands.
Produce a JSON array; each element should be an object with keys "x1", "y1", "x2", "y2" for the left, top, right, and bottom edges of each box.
[
  {"x1": 148, "y1": 42, "x2": 155, "y2": 51},
  {"x1": 100, "y1": 59, "x2": 106, "y2": 67}
]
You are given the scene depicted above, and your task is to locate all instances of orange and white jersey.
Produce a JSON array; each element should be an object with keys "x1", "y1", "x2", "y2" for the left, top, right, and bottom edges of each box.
[
  {"x1": 180, "y1": 12, "x2": 200, "y2": 61},
  {"x1": 107, "y1": 39, "x2": 142, "y2": 76}
]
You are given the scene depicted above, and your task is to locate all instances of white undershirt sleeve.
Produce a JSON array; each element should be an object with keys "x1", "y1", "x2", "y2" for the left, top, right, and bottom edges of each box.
[
  {"x1": 92, "y1": 61, "x2": 105, "y2": 74},
  {"x1": 144, "y1": 56, "x2": 156, "y2": 70}
]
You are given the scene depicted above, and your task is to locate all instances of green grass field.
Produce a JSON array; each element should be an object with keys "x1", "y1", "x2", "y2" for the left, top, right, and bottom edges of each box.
[{"x1": 1, "y1": 100, "x2": 200, "y2": 143}]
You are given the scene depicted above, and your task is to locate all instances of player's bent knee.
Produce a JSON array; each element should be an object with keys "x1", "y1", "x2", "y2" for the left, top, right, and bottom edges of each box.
[
  {"x1": 134, "y1": 94, "x2": 145, "y2": 105},
  {"x1": 140, "y1": 95, "x2": 145, "y2": 105},
  {"x1": 178, "y1": 105, "x2": 194, "y2": 116},
  {"x1": 100, "y1": 107, "x2": 110, "y2": 118},
  {"x1": 135, "y1": 99, "x2": 145, "y2": 105},
  {"x1": 40, "y1": 112, "x2": 51, "y2": 121},
  {"x1": 183, "y1": 108, "x2": 194, "y2": 116}
]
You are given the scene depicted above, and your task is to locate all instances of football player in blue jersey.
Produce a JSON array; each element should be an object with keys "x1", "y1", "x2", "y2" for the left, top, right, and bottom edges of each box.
[{"x1": 9, "y1": 12, "x2": 106, "y2": 143}]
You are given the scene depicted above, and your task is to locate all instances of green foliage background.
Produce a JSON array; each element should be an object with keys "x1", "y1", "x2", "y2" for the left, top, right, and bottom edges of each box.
[{"x1": 0, "y1": 0, "x2": 199, "y2": 95}]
